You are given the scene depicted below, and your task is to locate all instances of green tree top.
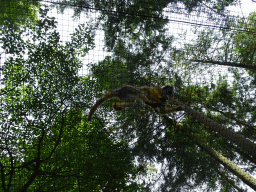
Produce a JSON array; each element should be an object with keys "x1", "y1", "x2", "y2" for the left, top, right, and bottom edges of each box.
[{"x1": 0, "y1": 0, "x2": 39, "y2": 27}]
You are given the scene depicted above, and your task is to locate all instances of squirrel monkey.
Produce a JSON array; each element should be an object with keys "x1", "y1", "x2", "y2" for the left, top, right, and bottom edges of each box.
[{"x1": 88, "y1": 85, "x2": 182, "y2": 121}]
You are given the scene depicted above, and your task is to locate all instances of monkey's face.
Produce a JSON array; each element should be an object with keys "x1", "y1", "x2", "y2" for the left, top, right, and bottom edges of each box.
[{"x1": 161, "y1": 85, "x2": 174, "y2": 98}]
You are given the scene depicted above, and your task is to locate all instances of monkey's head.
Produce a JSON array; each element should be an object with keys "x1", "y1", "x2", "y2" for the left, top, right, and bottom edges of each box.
[{"x1": 161, "y1": 85, "x2": 175, "y2": 98}]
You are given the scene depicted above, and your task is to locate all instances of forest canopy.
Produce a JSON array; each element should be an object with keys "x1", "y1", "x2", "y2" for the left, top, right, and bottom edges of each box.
[{"x1": 0, "y1": 0, "x2": 256, "y2": 191}]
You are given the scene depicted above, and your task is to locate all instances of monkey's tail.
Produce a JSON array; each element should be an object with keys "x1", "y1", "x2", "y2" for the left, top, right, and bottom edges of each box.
[{"x1": 88, "y1": 91, "x2": 118, "y2": 121}]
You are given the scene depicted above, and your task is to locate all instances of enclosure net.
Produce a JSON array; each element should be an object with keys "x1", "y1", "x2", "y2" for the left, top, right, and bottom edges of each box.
[{"x1": 0, "y1": 0, "x2": 256, "y2": 191}]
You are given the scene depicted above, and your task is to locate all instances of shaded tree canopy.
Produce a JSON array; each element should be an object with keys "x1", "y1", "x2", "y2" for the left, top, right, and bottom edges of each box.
[{"x1": 1, "y1": 1, "x2": 256, "y2": 191}]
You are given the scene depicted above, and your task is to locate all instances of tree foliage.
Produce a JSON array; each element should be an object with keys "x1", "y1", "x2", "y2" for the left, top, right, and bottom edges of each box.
[
  {"x1": 233, "y1": 12, "x2": 256, "y2": 66},
  {"x1": 0, "y1": 0, "x2": 40, "y2": 28},
  {"x1": 0, "y1": 8, "x2": 143, "y2": 191},
  {"x1": 1, "y1": 0, "x2": 256, "y2": 191},
  {"x1": 74, "y1": 1, "x2": 256, "y2": 191}
]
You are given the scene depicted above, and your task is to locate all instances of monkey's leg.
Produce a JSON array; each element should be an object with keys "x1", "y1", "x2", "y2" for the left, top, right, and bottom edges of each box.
[
  {"x1": 159, "y1": 106, "x2": 183, "y2": 115},
  {"x1": 113, "y1": 101, "x2": 134, "y2": 111},
  {"x1": 144, "y1": 101, "x2": 163, "y2": 108}
]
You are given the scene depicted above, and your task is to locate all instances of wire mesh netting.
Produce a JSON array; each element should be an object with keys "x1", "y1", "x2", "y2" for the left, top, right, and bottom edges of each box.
[{"x1": 0, "y1": 0, "x2": 256, "y2": 191}]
